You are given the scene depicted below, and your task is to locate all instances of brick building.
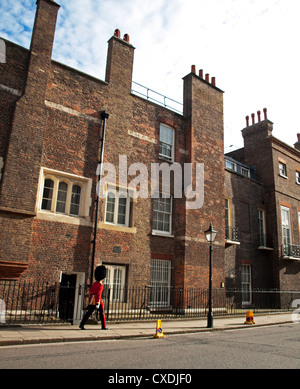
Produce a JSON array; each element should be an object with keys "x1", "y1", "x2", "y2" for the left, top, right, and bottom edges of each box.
[
  {"x1": 225, "y1": 110, "x2": 300, "y2": 303},
  {"x1": 0, "y1": 0, "x2": 299, "y2": 318},
  {"x1": 0, "y1": 0, "x2": 225, "y2": 301}
]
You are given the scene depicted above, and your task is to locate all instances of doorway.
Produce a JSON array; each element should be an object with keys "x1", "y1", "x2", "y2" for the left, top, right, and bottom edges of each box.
[{"x1": 59, "y1": 272, "x2": 85, "y2": 324}]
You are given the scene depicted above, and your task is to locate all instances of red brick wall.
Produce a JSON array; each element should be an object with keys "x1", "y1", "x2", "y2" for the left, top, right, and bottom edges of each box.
[{"x1": 0, "y1": 0, "x2": 226, "y2": 291}]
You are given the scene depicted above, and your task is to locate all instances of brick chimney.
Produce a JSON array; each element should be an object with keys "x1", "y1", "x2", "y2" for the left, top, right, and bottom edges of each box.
[
  {"x1": 182, "y1": 65, "x2": 225, "y2": 289},
  {"x1": 294, "y1": 134, "x2": 300, "y2": 151},
  {"x1": 0, "y1": 0, "x2": 60, "y2": 213},
  {"x1": 241, "y1": 108, "x2": 274, "y2": 181},
  {"x1": 105, "y1": 29, "x2": 135, "y2": 93},
  {"x1": 25, "y1": 0, "x2": 60, "y2": 100}
]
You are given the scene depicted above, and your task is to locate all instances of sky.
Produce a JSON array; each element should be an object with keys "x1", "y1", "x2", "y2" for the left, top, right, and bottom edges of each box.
[{"x1": 1, "y1": 0, "x2": 300, "y2": 152}]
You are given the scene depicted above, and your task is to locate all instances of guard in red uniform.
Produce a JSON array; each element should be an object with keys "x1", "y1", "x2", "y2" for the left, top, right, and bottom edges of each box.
[{"x1": 79, "y1": 266, "x2": 108, "y2": 330}]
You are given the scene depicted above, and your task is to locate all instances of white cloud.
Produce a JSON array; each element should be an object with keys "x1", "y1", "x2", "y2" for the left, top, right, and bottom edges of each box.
[{"x1": 1, "y1": 0, "x2": 300, "y2": 149}]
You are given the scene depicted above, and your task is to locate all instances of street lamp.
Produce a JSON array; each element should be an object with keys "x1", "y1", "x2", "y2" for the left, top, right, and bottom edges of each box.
[
  {"x1": 205, "y1": 223, "x2": 218, "y2": 328},
  {"x1": 90, "y1": 111, "x2": 109, "y2": 286}
]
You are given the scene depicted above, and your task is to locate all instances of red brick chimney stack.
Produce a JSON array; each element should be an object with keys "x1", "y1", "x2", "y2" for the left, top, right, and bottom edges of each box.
[
  {"x1": 105, "y1": 28, "x2": 135, "y2": 91},
  {"x1": 245, "y1": 108, "x2": 268, "y2": 127},
  {"x1": 189, "y1": 66, "x2": 216, "y2": 87},
  {"x1": 294, "y1": 134, "x2": 300, "y2": 151},
  {"x1": 0, "y1": 0, "x2": 61, "y2": 214}
]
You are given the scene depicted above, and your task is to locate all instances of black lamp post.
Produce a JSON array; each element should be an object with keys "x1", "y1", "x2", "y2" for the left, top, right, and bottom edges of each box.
[
  {"x1": 204, "y1": 223, "x2": 218, "y2": 328},
  {"x1": 90, "y1": 111, "x2": 109, "y2": 285}
]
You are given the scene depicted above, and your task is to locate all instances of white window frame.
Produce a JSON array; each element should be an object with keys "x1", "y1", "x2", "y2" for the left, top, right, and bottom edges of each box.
[
  {"x1": 159, "y1": 124, "x2": 174, "y2": 162},
  {"x1": 104, "y1": 187, "x2": 131, "y2": 227},
  {"x1": 150, "y1": 259, "x2": 172, "y2": 306},
  {"x1": 281, "y1": 206, "x2": 292, "y2": 248},
  {"x1": 103, "y1": 264, "x2": 126, "y2": 302},
  {"x1": 241, "y1": 264, "x2": 252, "y2": 305},
  {"x1": 37, "y1": 167, "x2": 92, "y2": 223},
  {"x1": 225, "y1": 159, "x2": 236, "y2": 171},
  {"x1": 296, "y1": 170, "x2": 300, "y2": 185},
  {"x1": 279, "y1": 162, "x2": 287, "y2": 178},
  {"x1": 152, "y1": 195, "x2": 172, "y2": 235}
]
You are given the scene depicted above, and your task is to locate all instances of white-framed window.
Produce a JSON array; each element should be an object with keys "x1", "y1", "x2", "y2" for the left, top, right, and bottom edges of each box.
[
  {"x1": 225, "y1": 159, "x2": 236, "y2": 171},
  {"x1": 38, "y1": 167, "x2": 92, "y2": 219},
  {"x1": 159, "y1": 124, "x2": 174, "y2": 162},
  {"x1": 279, "y1": 162, "x2": 287, "y2": 178},
  {"x1": 103, "y1": 264, "x2": 126, "y2": 302},
  {"x1": 240, "y1": 167, "x2": 250, "y2": 178},
  {"x1": 150, "y1": 259, "x2": 172, "y2": 306},
  {"x1": 241, "y1": 264, "x2": 252, "y2": 305},
  {"x1": 105, "y1": 187, "x2": 131, "y2": 227},
  {"x1": 296, "y1": 170, "x2": 300, "y2": 185},
  {"x1": 152, "y1": 195, "x2": 172, "y2": 235},
  {"x1": 258, "y1": 209, "x2": 266, "y2": 246},
  {"x1": 281, "y1": 206, "x2": 292, "y2": 249}
]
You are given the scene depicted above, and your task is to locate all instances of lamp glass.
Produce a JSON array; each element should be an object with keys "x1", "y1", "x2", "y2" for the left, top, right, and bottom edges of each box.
[{"x1": 205, "y1": 224, "x2": 218, "y2": 243}]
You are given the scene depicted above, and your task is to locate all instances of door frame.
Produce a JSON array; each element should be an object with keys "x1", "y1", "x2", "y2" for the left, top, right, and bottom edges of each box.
[{"x1": 60, "y1": 271, "x2": 85, "y2": 325}]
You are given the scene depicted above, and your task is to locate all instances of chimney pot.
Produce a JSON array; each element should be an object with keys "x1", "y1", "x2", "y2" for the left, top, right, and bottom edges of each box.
[
  {"x1": 114, "y1": 29, "x2": 120, "y2": 38},
  {"x1": 123, "y1": 33, "x2": 130, "y2": 42},
  {"x1": 199, "y1": 69, "x2": 203, "y2": 78},
  {"x1": 251, "y1": 113, "x2": 255, "y2": 125},
  {"x1": 211, "y1": 77, "x2": 216, "y2": 86},
  {"x1": 263, "y1": 108, "x2": 267, "y2": 120},
  {"x1": 191, "y1": 65, "x2": 196, "y2": 74},
  {"x1": 297, "y1": 133, "x2": 300, "y2": 142},
  {"x1": 246, "y1": 116, "x2": 249, "y2": 127},
  {"x1": 205, "y1": 73, "x2": 210, "y2": 82},
  {"x1": 257, "y1": 110, "x2": 261, "y2": 122}
]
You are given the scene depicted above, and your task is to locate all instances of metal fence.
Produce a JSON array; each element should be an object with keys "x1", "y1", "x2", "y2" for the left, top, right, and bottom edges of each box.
[
  {"x1": 0, "y1": 280, "x2": 299, "y2": 325},
  {"x1": 0, "y1": 280, "x2": 73, "y2": 325}
]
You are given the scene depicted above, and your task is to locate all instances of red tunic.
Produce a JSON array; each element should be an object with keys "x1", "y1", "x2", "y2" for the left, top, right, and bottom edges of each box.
[{"x1": 89, "y1": 281, "x2": 103, "y2": 305}]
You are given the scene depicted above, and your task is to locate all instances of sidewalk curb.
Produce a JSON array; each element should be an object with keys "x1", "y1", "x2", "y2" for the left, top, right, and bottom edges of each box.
[{"x1": 0, "y1": 319, "x2": 293, "y2": 347}]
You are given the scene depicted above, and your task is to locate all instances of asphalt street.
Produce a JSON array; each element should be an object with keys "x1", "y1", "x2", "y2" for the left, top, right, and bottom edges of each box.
[{"x1": 0, "y1": 322, "x2": 299, "y2": 370}]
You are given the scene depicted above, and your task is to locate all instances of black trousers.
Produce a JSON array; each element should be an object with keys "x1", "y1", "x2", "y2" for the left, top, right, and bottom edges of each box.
[{"x1": 80, "y1": 304, "x2": 106, "y2": 328}]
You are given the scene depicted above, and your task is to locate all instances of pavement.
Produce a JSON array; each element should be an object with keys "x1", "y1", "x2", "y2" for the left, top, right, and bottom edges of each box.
[{"x1": 0, "y1": 312, "x2": 295, "y2": 347}]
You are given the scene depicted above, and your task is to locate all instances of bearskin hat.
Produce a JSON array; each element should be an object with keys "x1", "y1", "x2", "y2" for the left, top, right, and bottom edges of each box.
[{"x1": 94, "y1": 265, "x2": 106, "y2": 281}]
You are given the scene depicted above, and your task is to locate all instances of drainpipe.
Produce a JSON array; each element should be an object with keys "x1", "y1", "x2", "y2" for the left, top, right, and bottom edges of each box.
[{"x1": 90, "y1": 110, "x2": 109, "y2": 285}]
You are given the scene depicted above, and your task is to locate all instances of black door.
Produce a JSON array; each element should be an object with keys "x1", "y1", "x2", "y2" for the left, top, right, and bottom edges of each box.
[{"x1": 59, "y1": 273, "x2": 77, "y2": 323}]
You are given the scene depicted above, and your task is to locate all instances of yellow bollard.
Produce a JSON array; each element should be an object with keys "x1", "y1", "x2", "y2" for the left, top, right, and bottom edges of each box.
[
  {"x1": 244, "y1": 310, "x2": 255, "y2": 324},
  {"x1": 154, "y1": 319, "x2": 165, "y2": 338}
]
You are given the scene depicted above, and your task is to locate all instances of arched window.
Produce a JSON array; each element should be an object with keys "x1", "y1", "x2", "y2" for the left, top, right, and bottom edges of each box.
[
  {"x1": 56, "y1": 181, "x2": 68, "y2": 213},
  {"x1": 70, "y1": 184, "x2": 81, "y2": 216},
  {"x1": 41, "y1": 178, "x2": 54, "y2": 211},
  {"x1": 39, "y1": 168, "x2": 92, "y2": 219}
]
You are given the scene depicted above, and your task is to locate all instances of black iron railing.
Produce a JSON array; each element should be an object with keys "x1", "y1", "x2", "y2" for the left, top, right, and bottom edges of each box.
[
  {"x1": 1, "y1": 280, "x2": 299, "y2": 325},
  {"x1": 282, "y1": 244, "x2": 300, "y2": 259},
  {"x1": 225, "y1": 226, "x2": 239, "y2": 242}
]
